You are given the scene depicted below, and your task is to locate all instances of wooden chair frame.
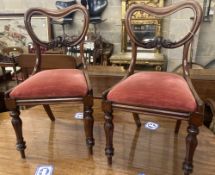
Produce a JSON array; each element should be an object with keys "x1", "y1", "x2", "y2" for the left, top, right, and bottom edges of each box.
[
  {"x1": 4, "y1": 4, "x2": 95, "y2": 158},
  {"x1": 102, "y1": 1, "x2": 203, "y2": 175}
]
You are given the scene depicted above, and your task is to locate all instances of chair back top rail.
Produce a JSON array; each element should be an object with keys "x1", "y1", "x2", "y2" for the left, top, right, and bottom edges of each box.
[
  {"x1": 24, "y1": 4, "x2": 89, "y2": 48},
  {"x1": 125, "y1": 0, "x2": 202, "y2": 49}
]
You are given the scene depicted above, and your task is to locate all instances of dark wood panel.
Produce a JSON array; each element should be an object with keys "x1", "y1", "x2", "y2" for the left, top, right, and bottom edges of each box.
[
  {"x1": 18, "y1": 54, "x2": 77, "y2": 69},
  {"x1": 192, "y1": 79, "x2": 215, "y2": 101},
  {"x1": 190, "y1": 69, "x2": 215, "y2": 101}
]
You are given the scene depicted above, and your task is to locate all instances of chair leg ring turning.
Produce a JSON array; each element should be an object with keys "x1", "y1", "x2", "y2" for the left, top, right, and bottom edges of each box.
[
  {"x1": 104, "y1": 108, "x2": 114, "y2": 165},
  {"x1": 105, "y1": 147, "x2": 114, "y2": 165},
  {"x1": 183, "y1": 124, "x2": 199, "y2": 175},
  {"x1": 10, "y1": 109, "x2": 26, "y2": 159},
  {"x1": 84, "y1": 104, "x2": 95, "y2": 154}
]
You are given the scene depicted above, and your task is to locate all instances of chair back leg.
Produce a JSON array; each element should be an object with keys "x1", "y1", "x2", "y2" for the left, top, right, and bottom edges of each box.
[
  {"x1": 174, "y1": 120, "x2": 181, "y2": 134},
  {"x1": 133, "y1": 113, "x2": 141, "y2": 128},
  {"x1": 43, "y1": 105, "x2": 55, "y2": 121}
]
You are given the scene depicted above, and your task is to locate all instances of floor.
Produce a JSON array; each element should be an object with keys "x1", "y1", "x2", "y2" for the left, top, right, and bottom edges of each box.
[{"x1": 0, "y1": 99, "x2": 215, "y2": 175}]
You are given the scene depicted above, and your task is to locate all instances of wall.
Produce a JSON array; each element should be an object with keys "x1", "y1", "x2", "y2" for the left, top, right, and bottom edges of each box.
[
  {"x1": 86, "y1": 0, "x2": 122, "y2": 55},
  {"x1": 0, "y1": 0, "x2": 204, "y2": 71},
  {"x1": 162, "y1": 0, "x2": 203, "y2": 71},
  {"x1": 0, "y1": 0, "x2": 56, "y2": 12},
  {"x1": 196, "y1": 0, "x2": 215, "y2": 68}
]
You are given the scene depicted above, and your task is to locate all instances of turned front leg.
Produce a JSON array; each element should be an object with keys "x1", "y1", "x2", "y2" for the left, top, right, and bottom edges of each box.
[
  {"x1": 10, "y1": 109, "x2": 26, "y2": 158},
  {"x1": 183, "y1": 124, "x2": 199, "y2": 175},
  {"x1": 104, "y1": 110, "x2": 114, "y2": 165},
  {"x1": 84, "y1": 96, "x2": 95, "y2": 155}
]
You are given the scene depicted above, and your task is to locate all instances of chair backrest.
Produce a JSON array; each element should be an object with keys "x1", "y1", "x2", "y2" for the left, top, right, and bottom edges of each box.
[
  {"x1": 125, "y1": 0, "x2": 202, "y2": 77},
  {"x1": 24, "y1": 4, "x2": 89, "y2": 75},
  {"x1": 18, "y1": 54, "x2": 77, "y2": 80}
]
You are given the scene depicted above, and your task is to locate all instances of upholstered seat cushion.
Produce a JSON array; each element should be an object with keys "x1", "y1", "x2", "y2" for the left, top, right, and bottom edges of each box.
[
  {"x1": 10, "y1": 69, "x2": 88, "y2": 99},
  {"x1": 107, "y1": 72, "x2": 197, "y2": 112}
]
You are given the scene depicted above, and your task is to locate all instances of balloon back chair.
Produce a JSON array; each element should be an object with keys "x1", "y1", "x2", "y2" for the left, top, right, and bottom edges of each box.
[
  {"x1": 4, "y1": 4, "x2": 95, "y2": 158},
  {"x1": 102, "y1": 0, "x2": 203, "y2": 175}
]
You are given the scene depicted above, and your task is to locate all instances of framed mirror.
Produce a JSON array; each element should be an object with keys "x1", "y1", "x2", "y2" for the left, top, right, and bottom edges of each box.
[{"x1": 121, "y1": 0, "x2": 163, "y2": 52}]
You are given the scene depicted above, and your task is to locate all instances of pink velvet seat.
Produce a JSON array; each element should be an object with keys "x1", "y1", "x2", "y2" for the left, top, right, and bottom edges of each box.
[
  {"x1": 107, "y1": 72, "x2": 196, "y2": 112},
  {"x1": 10, "y1": 69, "x2": 88, "y2": 99}
]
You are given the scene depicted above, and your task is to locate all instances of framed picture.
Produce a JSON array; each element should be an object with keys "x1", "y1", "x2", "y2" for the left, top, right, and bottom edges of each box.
[{"x1": 0, "y1": 13, "x2": 51, "y2": 51}]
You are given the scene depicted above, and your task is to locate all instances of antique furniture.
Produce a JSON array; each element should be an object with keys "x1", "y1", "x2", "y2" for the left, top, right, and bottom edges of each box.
[
  {"x1": 102, "y1": 1, "x2": 203, "y2": 175},
  {"x1": 0, "y1": 55, "x2": 13, "y2": 80},
  {"x1": 175, "y1": 67, "x2": 215, "y2": 130},
  {"x1": 92, "y1": 36, "x2": 113, "y2": 65},
  {"x1": 17, "y1": 54, "x2": 80, "y2": 80},
  {"x1": 0, "y1": 47, "x2": 23, "y2": 83},
  {"x1": 5, "y1": 4, "x2": 94, "y2": 158},
  {"x1": 110, "y1": 0, "x2": 166, "y2": 70},
  {"x1": 88, "y1": 65, "x2": 126, "y2": 98},
  {"x1": 53, "y1": 0, "x2": 77, "y2": 36},
  {"x1": 81, "y1": 0, "x2": 108, "y2": 24},
  {"x1": 81, "y1": 0, "x2": 111, "y2": 64},
  {"x1": 121, "y1": 0, "x2": 163, "y2": 52},
  {"x1": 110, "y1": 52, "x2": 167, "y2": 70},
  {"x1": 205, "y1": 98, "x2": 215, "y2": 133},
  {"x1": 190, "y1": 69, "x2": 215, "y2": 131},
  {"x1": 81, "y1": 0, "x2": 108, "y2": 38},
  {"x1": 16, "y1": 54, "x2": 125, "y2": 98},
  {"x1": 67, "y1": 35, "x2": 113, "y2": 65}
]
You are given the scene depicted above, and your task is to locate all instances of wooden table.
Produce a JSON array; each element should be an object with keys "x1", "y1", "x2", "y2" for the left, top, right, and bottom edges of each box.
[
  {"x1": 88, "y1": 65, "x2": 125, "y2": 98},
  {"x1": 190, "y1": 69, "x2": 215, "y2": 101},
  {"x1": 190, "y1": 69, "x2": 215, "y2": 130},
  {"x1": 110, "y1": 52, "x2": 167, "y2": 71}
]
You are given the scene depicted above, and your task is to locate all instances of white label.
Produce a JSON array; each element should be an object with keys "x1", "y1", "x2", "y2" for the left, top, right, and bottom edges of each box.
[
  {"x1": 35, "y1": 165, "x2": 54, "y2": 175},
  {"x1": 74, "y1": 112, "x2": 84, "y2": 120},
  {"x1": 138, "y1": 173, "x2": 145, "y2": 175},
  {"x1": 144, "y1": 122, "x2": 159, "y2": 130}
]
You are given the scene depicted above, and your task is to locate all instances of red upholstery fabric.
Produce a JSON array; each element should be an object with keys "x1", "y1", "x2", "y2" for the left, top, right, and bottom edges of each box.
[
  {"x1": 107, "y1": 72, "x2": 197, "y2": 112},
  {"x1": 10, "y1": 69, "x2": 88, "y2": 99}
]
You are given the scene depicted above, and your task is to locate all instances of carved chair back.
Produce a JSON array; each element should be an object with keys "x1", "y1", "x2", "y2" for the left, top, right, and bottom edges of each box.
[
  {"x1": 125, "y1": 0, "x2": 202, "y2": 77},
  {"x1": 24, "y1": 4, "x2": 89, "y2": 75}
]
